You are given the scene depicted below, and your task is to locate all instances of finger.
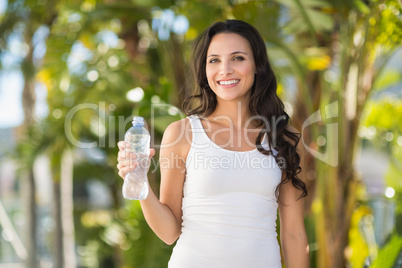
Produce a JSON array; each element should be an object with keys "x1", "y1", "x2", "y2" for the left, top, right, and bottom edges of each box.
[
  {"x1": 124, "y1": 151, "x2": 138, "y2": 160},
  {"x1": 117, "y1": 141, "x2": 128, "y2": 151},
  {"x1": 117, "y1": 141, "x2": 125, "y2": 151},
  {"x1": 149, "y1": 148, "x2": 156, "y2": 158},
  {"x1": 117, "y1": 160, "x2": 126, "y2": 170},
  {"x1": 118, "y1": 150, "x2": 135, "y2": 160},
  {"x1": 117, "y1": 150, "x2": 126, "y2": 160},
  {"x1": 121, "y1": 165, "x2": 136, "y2": 175},
  {"x1": 117, "y1": 163, "x2": 136, "y2": 179},
  {"x1": 117, "y1": 159, "x2": 137, "y2": 169},
  {"x1": 118, "y1": 170, "x2": 125, "y2": 179},
  {"x1": 127, "y1": 160, "x2": 138, "y2": 169},
  {"x1": 118, "y1": 150, "x2": 138, "y2": 161}
]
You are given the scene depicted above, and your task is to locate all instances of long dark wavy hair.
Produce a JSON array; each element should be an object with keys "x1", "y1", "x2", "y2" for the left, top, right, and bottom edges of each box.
[{"x1": 183, "y1": 20, "x2": 307, "y2": 199}]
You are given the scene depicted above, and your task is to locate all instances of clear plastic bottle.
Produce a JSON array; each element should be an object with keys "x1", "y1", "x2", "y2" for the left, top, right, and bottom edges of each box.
[{"x1": 123, "y1": 116, "x2": 150, "y2": 200}]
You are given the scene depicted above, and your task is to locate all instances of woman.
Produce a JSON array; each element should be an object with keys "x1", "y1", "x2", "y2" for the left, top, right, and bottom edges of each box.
[{"x1": 117, "y1": 20, "x2": 310, "y2": 267}]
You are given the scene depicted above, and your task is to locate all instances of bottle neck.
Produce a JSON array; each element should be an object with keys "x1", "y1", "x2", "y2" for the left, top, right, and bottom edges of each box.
[{"x1": 132, "y1": 116, "x2": 144, "y2": 127}]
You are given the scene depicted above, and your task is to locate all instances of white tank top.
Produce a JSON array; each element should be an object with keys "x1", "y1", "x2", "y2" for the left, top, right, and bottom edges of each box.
[{"x1": 168, "y1": 115, "x2": 282, "y2": 268}]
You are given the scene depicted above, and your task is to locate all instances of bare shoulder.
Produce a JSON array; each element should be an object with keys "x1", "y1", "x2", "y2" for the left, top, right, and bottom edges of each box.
[
  {"x1": 163, "y1": 118, "x2": 191, "y2": 136},
  {"x1": 161, "y1": 118, "x2": 192, "y2": 156},
  {"x1": 285, "y1": 125, "x2": 300, "y2": 135}
]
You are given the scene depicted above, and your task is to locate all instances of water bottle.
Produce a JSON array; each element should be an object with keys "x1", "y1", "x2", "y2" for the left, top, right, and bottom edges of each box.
[{"x1": 123, "y1": 116, "x2": 150, "y2": 200}]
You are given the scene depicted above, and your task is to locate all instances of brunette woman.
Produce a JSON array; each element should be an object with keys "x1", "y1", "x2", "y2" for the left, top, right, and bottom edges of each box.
[{"x1": 117, "y1": 19, "x2": 310, "y2": 268}]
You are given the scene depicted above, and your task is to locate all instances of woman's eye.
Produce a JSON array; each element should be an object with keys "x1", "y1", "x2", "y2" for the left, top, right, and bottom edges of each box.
[
  {"x1": 233, "y1": 56, "x2": 245, "y2": 61},
  {"x1": 209, "y1": 58, "x2": 219, "y2": 63}
]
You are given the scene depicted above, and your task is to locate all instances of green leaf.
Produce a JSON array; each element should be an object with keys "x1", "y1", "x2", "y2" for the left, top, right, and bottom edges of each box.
[
  {"x1": 372, "y1": 70, "x2": 402, "y2": 92},
  {"x1": 353, "y1": 0, "x2": 371, "y2": 14},
  {"x1": 371, "y1": 233, "x2": 402, "y2": 268}
]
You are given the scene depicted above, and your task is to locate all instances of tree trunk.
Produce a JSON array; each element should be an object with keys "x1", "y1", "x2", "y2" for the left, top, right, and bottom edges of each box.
[
  {"x1": 52, "y1": 179, "x2": 64, "y2": 268},
  {"x1": 167, "y1": 36, "x2": 187, "y2": 107},
  {"x1": 20, "y1": 33, "x2": 38, "y2": 268},
  {"x1": 26, "y1": 169, "x2": 38, "y2": 268},
  {"x1": 61, "y1": 149, "x2": 76, "y2": 268},
  {"x1": 51, "y1": 152, "x2": 64, "y2": 268}
]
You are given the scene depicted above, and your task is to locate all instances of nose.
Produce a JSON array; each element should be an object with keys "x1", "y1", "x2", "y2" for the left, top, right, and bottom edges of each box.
[{"x1": 219, "y1": 60, "x2": 233, "y2": 75}]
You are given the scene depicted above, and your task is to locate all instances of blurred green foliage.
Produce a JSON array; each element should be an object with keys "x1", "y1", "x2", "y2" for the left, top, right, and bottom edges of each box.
[
  {"x1": 371, "y1": 233, "x2": 402, "y2": 268},
  {"x1": 362, "y1": 98, "x2": 402, "y2": 240}
]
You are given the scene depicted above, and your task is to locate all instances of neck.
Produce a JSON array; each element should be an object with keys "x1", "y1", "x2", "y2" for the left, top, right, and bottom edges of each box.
[{"x1": 209, "y1": 101, "x2": 255, "y2": 129}]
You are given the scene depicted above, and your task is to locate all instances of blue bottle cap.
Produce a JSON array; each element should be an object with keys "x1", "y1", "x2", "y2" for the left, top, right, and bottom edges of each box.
[{"x1": 132, "y1": 116, "x2": 145, "y2": 127}]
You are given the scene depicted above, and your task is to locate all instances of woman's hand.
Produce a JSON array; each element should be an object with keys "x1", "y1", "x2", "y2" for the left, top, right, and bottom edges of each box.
[{"x1": 116, "y1": 141, "x2": 155, "y2": 179}]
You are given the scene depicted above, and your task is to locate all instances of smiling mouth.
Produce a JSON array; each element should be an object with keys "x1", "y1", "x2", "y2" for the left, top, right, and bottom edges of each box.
[{"x1": 218, "y1": 79, "x2": 240, "y2": 85}]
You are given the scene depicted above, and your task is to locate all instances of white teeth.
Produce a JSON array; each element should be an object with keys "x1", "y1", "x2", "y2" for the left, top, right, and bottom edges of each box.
[{"x1": 218, "y1": 80, "x2": 239, "y2": 85}]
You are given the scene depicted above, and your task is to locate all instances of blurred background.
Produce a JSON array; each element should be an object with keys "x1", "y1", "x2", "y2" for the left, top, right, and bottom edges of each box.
[{"x1": 0, "y1": 0, "x2": 401, "y2": 267}]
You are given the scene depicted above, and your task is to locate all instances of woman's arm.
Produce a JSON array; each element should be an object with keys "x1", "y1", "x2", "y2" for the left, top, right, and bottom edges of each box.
[
  {"x1": 278, "y1": 182, "x2": 310, "y2": 267},
  {"x1": 117, "y1": 119, "x2": 190, "y2": 245},
  {"x1": 278, "y1": 130, "x2": 310, "y2": 267}
]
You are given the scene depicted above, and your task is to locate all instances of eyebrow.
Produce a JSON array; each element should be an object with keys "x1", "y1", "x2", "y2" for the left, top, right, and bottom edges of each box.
[{"x1": 207, "y1": 51, "x2": 248, "y2": 58}]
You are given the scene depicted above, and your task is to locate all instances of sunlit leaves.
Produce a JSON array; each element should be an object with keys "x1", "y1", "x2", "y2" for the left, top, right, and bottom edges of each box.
[
  {"x1": 371, "y1": 233, "x2": 402, "y2": 268},
  {"x1": 374, "y1": 0, "x2": 402, "y2": 48},
  {"x1": 299, "y1": 47, "x2": 331, "y2": 71},
  {"x1": 362, "y1": 99, "x2": 402, "y2": 139},
  {"x1": 348, "y1": 206, "x2": 372, "y2": 268},
  {"x1": 360, "y1": 99, "x2": 402, "y2": 232}
]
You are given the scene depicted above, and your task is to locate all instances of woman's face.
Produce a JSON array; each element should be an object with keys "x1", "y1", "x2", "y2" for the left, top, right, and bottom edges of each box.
[{"x1": 206, "y1": 33, "x2": 256, "y2": 104}]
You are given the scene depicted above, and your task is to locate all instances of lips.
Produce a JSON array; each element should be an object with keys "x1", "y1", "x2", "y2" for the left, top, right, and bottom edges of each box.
[{"x1": 217, "y1": 79, "x2": 240, "y2": 86}]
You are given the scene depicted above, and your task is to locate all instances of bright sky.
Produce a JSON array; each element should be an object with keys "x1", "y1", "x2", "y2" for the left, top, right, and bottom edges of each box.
[
  {"x1": 0, "y1": 71, "x2": 49, "y2": 128},
  {"x1": 0, "y1": 0, "x2": 6, "y2": 14},
  {"x1": 0, "y1": 0, "x2": 23, "y2": 128},
  {"x1": 0, "y1": 0, "x2": 49, "y2": 128},
  {"x1": 0, "y1": 72, "x2": 24, "y2": 128}
]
